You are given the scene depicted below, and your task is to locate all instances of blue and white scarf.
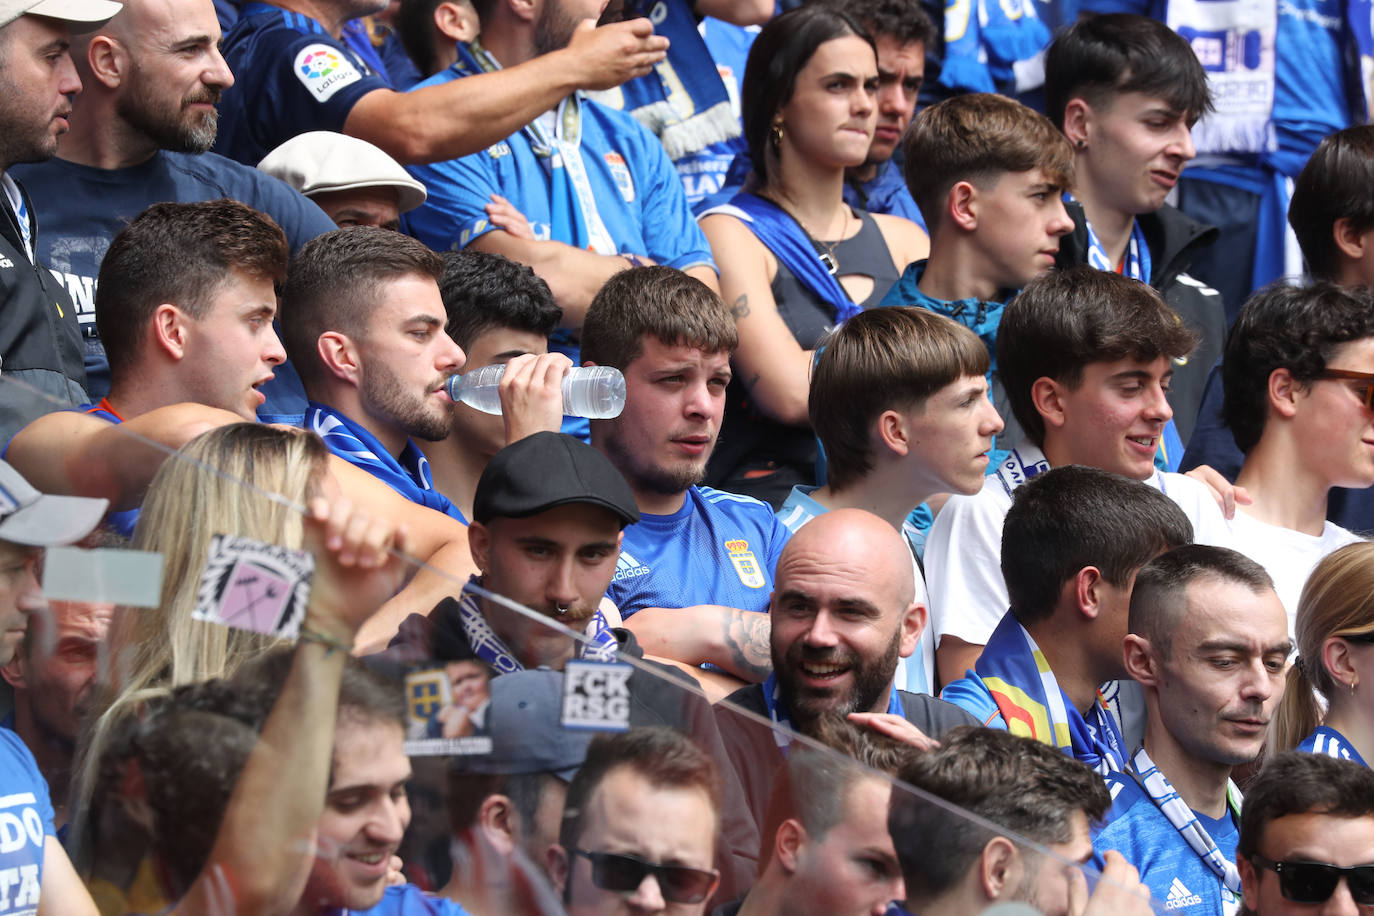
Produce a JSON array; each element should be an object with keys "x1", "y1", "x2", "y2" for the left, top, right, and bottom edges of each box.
[
  {"x1": 456, "y1": 579, "x2": 620, "y2": 674},
  {"x1": 975, "y1": 614, "x2": 1127, "y2": 775},
  {"x1": 993, "y1": 446, "x2": 1052, "y2": 498},
  {"x1": 760, "y1": 671, "x2": 905, "y2": 751},
  {"x1": 1077, "y1": 205, "x2": 1153, "y2": 282},
  {"x1": 1129, "y1": 745, "x2": 1243, "y2": 915},
  {"x1": 305, "y1": 401, "x2": 464, "y2": 522},
  {"x1": 1168, "y1": 0, "x2": 1278, "y2": 155},
  {"x1": 711, "y1": 192, "x2": 860, "y2": 323},
  {"x1": 584, "y1": 1, "x2": 738, "y2": 161},
  {"x1": 940, "y1": 0, "x2": 1050, "y2": 93},
  {"x1": 454, "y1": 39, "x2": 618, "y2": 256}
]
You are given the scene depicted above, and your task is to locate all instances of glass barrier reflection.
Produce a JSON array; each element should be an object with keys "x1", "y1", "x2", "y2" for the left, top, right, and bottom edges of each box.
[{"x1": 0, "y1": 373, "x2": 1175, "y2": 916}]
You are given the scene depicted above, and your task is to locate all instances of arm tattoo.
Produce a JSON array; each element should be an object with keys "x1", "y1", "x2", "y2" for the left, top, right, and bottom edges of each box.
[
  {"x1": 730, "y1": 294, "x2": 751, "y2": 319},
  {"x1": 723, "y1": 610, "x2": 772, "y2": 681}
]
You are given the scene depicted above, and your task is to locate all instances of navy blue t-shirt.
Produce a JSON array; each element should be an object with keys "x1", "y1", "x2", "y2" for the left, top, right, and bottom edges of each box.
[{"x1": 214, "y1": 2, "x2": 390, "y2": 165}]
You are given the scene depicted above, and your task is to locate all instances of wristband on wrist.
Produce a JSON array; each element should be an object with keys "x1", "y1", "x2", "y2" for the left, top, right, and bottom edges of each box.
[{"x1": 297, "y1": 625, "x2": 354, "y2": 657}]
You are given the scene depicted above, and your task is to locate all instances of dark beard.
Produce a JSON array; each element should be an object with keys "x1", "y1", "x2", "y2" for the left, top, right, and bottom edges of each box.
[{"x1": 774, "y1": 627, "x2": 903, "y2": 733}]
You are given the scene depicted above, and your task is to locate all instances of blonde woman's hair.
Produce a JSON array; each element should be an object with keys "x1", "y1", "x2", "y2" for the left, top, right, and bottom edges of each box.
[
  {"x1": 1270, "y1": 541, "x2": 1374, "y2": 755},
  {"x1": 72, "y1": 424, "x2": 329, "y2": 856}
]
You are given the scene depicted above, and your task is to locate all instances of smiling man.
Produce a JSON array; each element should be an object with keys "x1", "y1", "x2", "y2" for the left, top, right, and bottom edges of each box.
[
  {"x1": 279, "y1": 227, "x2": 470, "y2": 522},
  {"x1": 716, "y1": 508, "x2": 977, "y2": 831},
  {"x1": 1045, "y1": 14, "x2": 1224, "y2": 443},
  {"x1": 925, "y1": 266, "x2": 1230, "y2": 685},
  {"x1": 1093, "y1": 545, "x2": 1290, "y2": 916},
  {"x1": 580, "y1": 267, "x2": 793, "y2": 695}
]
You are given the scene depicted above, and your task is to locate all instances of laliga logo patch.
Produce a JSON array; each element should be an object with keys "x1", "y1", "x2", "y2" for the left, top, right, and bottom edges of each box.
[
  {"x1": 604, "y1": 152, "x2": 635, "y2": 203},
  {"x1": 725, "y1": 539, "x2": 765, "y2": 589},
  {"x1": 293, "y1": 44, "x2": 362, "y2": 102}
]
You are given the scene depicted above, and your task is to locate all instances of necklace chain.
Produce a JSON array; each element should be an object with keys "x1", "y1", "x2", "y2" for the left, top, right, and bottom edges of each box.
[{"x1": 761, "y1": 191, "x2": 850, "y2": 276}]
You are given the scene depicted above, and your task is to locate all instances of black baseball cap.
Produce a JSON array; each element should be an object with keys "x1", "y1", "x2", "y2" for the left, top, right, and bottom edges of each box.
[{"x1": 472, "y1": 432, "x2": 640, "y2": 527}]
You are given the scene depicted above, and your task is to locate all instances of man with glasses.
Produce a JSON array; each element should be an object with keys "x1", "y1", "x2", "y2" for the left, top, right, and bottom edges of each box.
[
  {"x1": 1215, "y1": 282, "x2": 1374, "y2": 633},
  {"x1": 1238, "y1": 752, "x2": 1374, "y2": 915},
  {"x1": 548, "y1": 726, "x2": 722, "y2": 915}
]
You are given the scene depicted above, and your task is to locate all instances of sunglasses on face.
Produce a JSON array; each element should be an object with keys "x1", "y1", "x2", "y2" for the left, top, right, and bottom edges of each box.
[
  {"x1": 572, "y1": 849, "x2": 719, "y2": 904},
  {"x1": 1315, "y1": 369, "x2": 1374, "y2": 410},
  {"x1": 1251, "y1": 855, "x2": 1374, "y2": 905}
]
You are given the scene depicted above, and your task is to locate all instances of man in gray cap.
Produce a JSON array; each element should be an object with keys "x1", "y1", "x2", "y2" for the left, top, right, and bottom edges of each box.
[
  {"x1": 0, "y1": 0, "x2": 119, "y2": 444},
  {"x1": 438, "y1": 668, "x2": 592, "y2": 914},
  {"x1": 0, "y1": 458, "x2": 107, "y2": 913},
  {"x1": 258, "y1": 130, "x2": 427, "y2": 231}
]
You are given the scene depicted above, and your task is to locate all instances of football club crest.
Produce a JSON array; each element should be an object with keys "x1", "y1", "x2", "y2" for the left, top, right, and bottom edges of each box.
[
  {"x1": 604, "y1": 152, "x2": 636, "y2": 203},
  {"x1": 725, "y1": 539, "x2": 765, "y2": 589}
]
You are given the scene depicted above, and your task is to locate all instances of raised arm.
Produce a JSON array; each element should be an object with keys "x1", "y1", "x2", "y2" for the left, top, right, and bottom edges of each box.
[
  {"x1": 171, "y1": 497, "x2": 405, "y2": 916},
  {"x1": 344, "y1": 18, "x2": 669, "y2": 164}
]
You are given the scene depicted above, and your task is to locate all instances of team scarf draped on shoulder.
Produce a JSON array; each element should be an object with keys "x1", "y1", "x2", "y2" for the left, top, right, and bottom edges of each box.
[
  {"x1": 1128, "y1": 745, "x2": 1243, "y2": 915},
  {"x1": 710, "y1": 192, "x2": 860, "y2": 323},
  {"x1": 306, "y1": 402, "x2": 464, "y2": 521},
  {"x1": 760, "y1": 671, "x2": 905, "y2": 751},
  {"x1": 455, "y1": 578, "x2": 620, "y2": 674},
  {"x1": 583, "y1": 2, "x2": 738, "y2": 161},
  {"x1": 1070, "y1": 194, "x2": 1153, "y2": 281},
  {"x1": 974, "y1": 613, "x2": 1127, "y2": 774},
  {"x1": 453, "y1": 39, "x2": 619, "y2": 256}
]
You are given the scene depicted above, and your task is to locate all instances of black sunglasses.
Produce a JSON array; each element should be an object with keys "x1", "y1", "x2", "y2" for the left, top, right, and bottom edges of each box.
[
  {"x1": 1316, "y1": 369, "x2": 1374, "y2": 410},
  {"x1": 572, "y1": 849, "x2": 719, "y2": 904},
  {"x1": 1251, "y1": 855, "x2": 1374, "y2": 905}
]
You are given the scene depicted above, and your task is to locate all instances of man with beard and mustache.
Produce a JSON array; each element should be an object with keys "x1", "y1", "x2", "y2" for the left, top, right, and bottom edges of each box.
[
  {"x1": 10, "y1": 0, "x2": 337, "y2": 406},
  {"x1": 278, "y1": 227, "x2": 470, "y2": 523},
  {"x1": 405, "y1": 0, "x2": 719, "y2": 405},
  {"x1": 578, "y1": 267, "x2": 793, "y2": 700},
  {"x1": 383, "y1": 430, "x2": 763, "y2": 896},
  {"x1": 0, "y1": 0, "x2": 120, "y2": 445},
  {"x1": 1089, "y1": 545, "x2": 1290, "y2": 916},
  {"x1": 714, "y1": 509, "x2": 978, "y2": 833}
]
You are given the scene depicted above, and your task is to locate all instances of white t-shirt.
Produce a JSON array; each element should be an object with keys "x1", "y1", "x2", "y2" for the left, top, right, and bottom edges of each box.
[
  {"x1": 1226, "y1": 509, "x2": 1364, "y2": 638},
  {"x1": 925, "y1": 445, "x2": 1232, "y2": 648}
]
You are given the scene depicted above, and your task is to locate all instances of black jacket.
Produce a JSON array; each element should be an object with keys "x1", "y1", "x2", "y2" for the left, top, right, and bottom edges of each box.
[
  {"x1": 0, "y1": 177, "x2": 87, "y2": 445},
  {"x1": 1056, "y1": 201, "x2": 1225, "y2": 443}
]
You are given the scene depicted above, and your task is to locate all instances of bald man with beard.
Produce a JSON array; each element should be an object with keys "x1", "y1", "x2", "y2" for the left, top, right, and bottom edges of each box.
[{"x1": 714, "y1": 508, "x2": 978, "y2": 832}]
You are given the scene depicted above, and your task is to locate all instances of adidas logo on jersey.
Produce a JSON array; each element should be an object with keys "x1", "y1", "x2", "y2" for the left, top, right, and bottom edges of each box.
[
  {"x1": 1165, "y1": 878, "x2": 1203, "y2": 909},
  {"x1": 612, "y1": 551, "x2": 651, "y2": 583}
]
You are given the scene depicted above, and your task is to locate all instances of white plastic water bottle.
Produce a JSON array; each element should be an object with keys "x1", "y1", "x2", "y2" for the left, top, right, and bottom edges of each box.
[{"x1": 447, "y1": 364, "x2": 626, "y2": 419}]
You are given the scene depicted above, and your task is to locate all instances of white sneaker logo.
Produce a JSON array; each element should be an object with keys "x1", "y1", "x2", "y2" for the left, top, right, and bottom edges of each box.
[
  {"x1": 613, "y1": 551, "x2": 651, "y2": 583},
  {"x1": 1166, "y1": 877, "x2": 1203, "y2": 909}
]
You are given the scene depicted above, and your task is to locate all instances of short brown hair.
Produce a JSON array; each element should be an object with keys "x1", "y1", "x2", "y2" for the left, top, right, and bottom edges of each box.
[
  {"x1": 279, "y1": 227, "x2": 443, "y2": 387},
  {"x1": 97, "y1": 199, "x2": 289, "y2": 379},
  {"x1": 890, "y1": 726, "x2": 1110, "y2": 901},
  {"x1": 811, "y1": 307, "x2": 989, "y2": 490},
  {"x1": 579, "y1": 266, "x2": 737, "y2": 371},
  {"x1": 998, "y1": 266, "x2": 1197, "y2": 447},
  {"x1": 903, "y1": 93, "x2": 1074, "y2": 232},
  {"x1": 559, "y1": 726, "x2": 722, "y2": 850}
]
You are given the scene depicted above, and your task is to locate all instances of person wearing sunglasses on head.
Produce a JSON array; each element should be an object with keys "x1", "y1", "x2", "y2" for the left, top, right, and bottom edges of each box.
[
  {"x1": 1215, "y1": 281, "x2": 1374, "y2": 637},
  {"x1": 548, "y1": 727, "x2": 722, "y2": 916},
  {"x1": 1270, "y1": 542, "x2": 1374, "y2": 767},
  {"x1": 1238, "y1": 752, "x2": 1374, "y2": 915}
]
